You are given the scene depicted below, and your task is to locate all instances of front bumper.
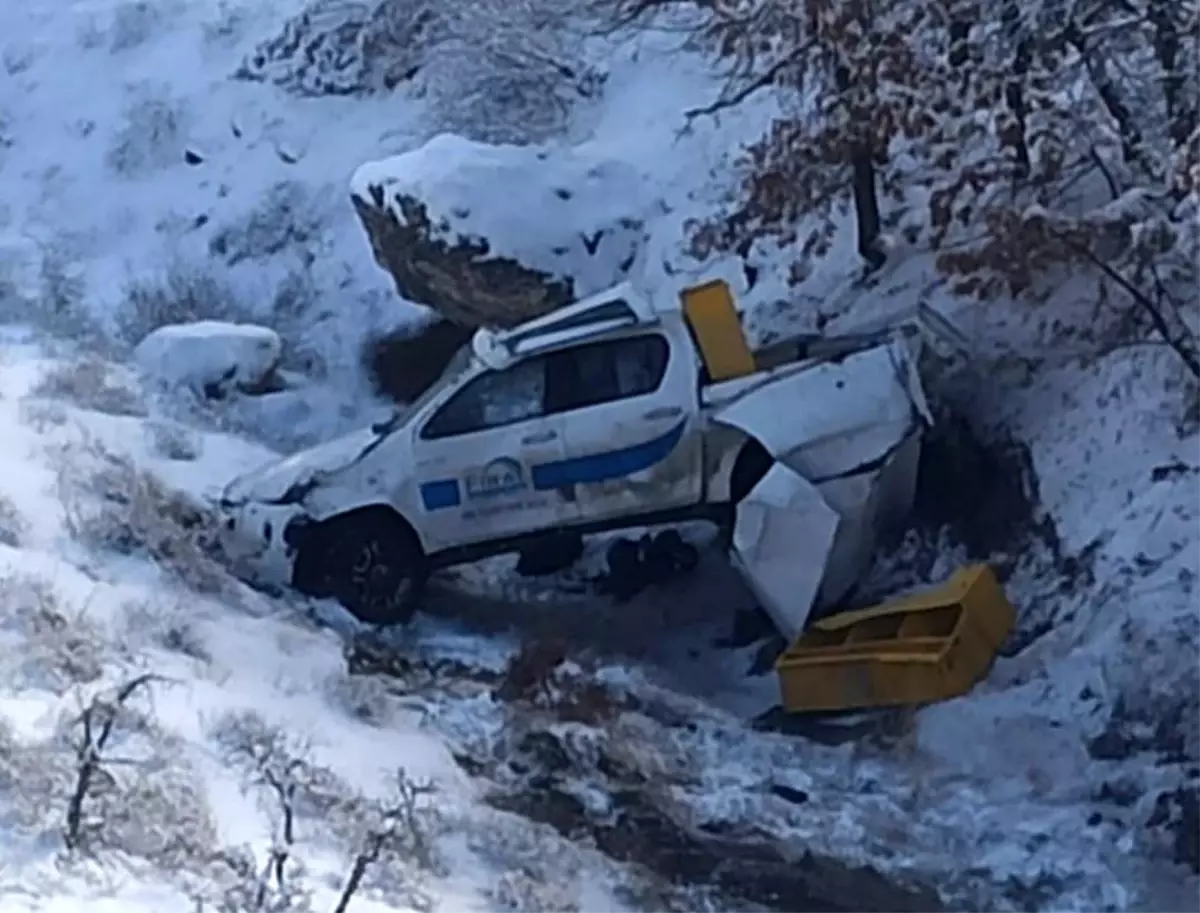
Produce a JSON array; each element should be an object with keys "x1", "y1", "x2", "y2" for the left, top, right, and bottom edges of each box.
[{"x1": 217, "y1": 499, "x2": 311, "y2": 588}]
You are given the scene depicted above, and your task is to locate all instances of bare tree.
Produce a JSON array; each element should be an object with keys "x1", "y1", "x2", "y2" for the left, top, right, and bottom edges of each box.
[
  {"x1": 64, "y1": 673, "x2": 162, "y2": 851},
  {"x1": 210, "y1": 711, "x2": 443, "y2": 912},
  {"x1": 332, "y1": 769, "x2": 439, "y2": 913}
]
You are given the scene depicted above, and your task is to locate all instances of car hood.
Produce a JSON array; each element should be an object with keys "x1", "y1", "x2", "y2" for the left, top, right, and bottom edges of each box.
[{"x1": 221, "y1": 426, "x2": 387, "y2": 506}]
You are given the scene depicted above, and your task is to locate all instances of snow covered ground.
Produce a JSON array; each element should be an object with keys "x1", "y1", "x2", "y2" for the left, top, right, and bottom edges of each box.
[{"x1": 0, "y1": 0, "x2": 1196, "y2": 911}]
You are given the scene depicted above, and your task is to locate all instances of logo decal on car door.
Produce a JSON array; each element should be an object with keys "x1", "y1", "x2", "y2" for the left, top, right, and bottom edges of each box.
[{"x1": 465, "y1": 457, "x2": 527, "y2": 499}]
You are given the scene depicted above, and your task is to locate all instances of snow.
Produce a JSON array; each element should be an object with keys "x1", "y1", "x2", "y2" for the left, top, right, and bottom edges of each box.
[
  {"x1": 0, "y1": 0, "x2": 1193, "y2": 910},
  {"x1": 133, "y1": 320, "x2": 282, "y2": 396},
  {"x1": 352, "y1": 134, "x2": 656, "y2": 302}
]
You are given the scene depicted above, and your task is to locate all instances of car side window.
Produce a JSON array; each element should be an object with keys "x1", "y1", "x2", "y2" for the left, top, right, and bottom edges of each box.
[
  {"x1": 545, "y1": 334, "x2": 670, "y2": 414},
  {"x1": 420, "y1": 357, "x2": 547, "y2": 440},
  {"x1": 614, "y1": 334, "x2": 670, "y2": 398}
]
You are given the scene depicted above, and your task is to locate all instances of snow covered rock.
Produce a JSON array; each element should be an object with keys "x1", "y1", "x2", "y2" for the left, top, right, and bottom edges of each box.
[
  {"x1": 133, "y1": 321, "x2": 284, "y2": 399},
  {"x1": 351, "y1": 133, "x2": 656, "y2": 328}
]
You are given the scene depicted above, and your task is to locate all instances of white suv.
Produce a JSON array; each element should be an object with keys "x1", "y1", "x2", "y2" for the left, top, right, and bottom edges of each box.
[{"x1": 219, "y1": 280, "x2": 936, "y2": 638}]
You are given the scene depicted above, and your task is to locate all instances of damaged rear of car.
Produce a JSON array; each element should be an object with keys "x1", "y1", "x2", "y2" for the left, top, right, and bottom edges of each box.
[{"x1": 711, "y1": 325, "x2": 933, "y2": 640}]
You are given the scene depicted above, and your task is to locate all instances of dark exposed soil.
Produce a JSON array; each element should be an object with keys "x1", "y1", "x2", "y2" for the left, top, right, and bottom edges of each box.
[{"x1": 480, "y1": 718, "x2": 945, "y2": 913}]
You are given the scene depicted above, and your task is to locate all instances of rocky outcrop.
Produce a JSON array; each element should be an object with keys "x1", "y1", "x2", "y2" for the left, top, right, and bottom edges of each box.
[{"x1": 350, "y1": 133, "x2": 657, "y2": 330}]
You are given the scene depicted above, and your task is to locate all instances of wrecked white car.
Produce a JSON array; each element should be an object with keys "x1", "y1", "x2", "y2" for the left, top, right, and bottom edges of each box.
[{"x1": 219, "y1": 279, "x2": 940, "y2": 638}]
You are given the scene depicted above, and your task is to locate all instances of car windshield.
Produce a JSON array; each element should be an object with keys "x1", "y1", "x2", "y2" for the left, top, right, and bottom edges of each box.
[{"x1": 372, "y1": 344, "x2": 474, "y2": 434}]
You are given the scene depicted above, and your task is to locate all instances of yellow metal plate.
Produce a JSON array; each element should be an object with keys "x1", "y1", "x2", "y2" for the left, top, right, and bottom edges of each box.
[
  {"x1": 680, "y1": 279, "x2": 756, "y2": 382},
  {"x1": 774, "y1": 563, "x2": 1016, "y2": 714}
]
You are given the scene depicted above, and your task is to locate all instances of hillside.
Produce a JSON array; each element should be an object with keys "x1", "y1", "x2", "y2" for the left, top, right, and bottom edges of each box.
[{"x1": 0, "y1": 0, "x2": 1195, "y2": 911}]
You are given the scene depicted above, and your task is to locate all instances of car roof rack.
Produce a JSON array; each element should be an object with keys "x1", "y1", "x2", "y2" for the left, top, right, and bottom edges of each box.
[{"x1": 472, "y1": 281, "x2": 658, "y2": 369}]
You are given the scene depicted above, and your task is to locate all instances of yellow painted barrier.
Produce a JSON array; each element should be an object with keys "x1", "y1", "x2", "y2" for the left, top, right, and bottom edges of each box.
[
  {"x1": 775, "y1": 564, "x2": 1016, "y2": 713},
  {"x1": 680, "y1": 279, "x2": 757, "y2": 382}
]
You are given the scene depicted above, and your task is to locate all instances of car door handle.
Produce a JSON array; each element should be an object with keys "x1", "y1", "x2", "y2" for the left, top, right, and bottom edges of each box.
[
  {"x1": 521, "y1": 430, "x2": 558, "y2": 445},
  {"x1": 643, "y1": 406, "x2": 683, "y2": 420}
]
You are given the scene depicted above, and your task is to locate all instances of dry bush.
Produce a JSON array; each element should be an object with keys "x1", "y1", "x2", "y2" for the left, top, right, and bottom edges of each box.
[
  {"x1": 19, "y1": 397, "x2": 69, "y2": 433},
  {"x1": 0, "y1": 494, "x2": 28, "y2": 548},
  {"x1": 418, "y1": 0, "x2": 606, "y2": 144},
  {"x1": 209, "y1": 181, "x2": 327, "y2": 266},
  {"x1": 0, "y1": 573, "x2": 112, "y2": 691},
  {"x1": 4, "y1": 234, "x2": 109, "y2": 345},
  {"x1": 116, "y1": 263, "x2": 254, "y2": 347},
  {"x1": 236, "y1": 0, "x2": 603, "y2": 142},
  {"x1": 144, "y1": 419, "x2": 202, "y2": 462},
  {"x1": 105, "y1": 83, "x2": 189, "y2": 177},
  {"x1": 30, "y1": 355, "x2": 148, "y2": 417},
  {"x1": 119, "y1": 597, "x2": 213, "y2": 664},
  {"x1": 54, "y1": 437, "x2": 230, "y2": 594},
  {"x1": 361, "y1": 317, "x2": 473, "y2": 404},
  {"x1": 59, "y1": 676, "x2": 210, "y2": 857}
]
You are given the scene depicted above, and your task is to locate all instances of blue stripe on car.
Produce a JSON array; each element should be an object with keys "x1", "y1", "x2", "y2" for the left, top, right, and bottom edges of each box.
[
  {"x1": 420, "y1": 479, "x2": 461, "y2": 510},
  {"x1": 419, "y1": 419, "x2": 686, "y2": 511},
  {"x1": 530, "y1": 419, "x2": 686, "y2": 489}
]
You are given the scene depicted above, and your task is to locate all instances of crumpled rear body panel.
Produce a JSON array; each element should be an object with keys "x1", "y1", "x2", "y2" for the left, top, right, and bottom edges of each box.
[{"x1": 714, "y1": 331, "x2": 930, "y2": 640}]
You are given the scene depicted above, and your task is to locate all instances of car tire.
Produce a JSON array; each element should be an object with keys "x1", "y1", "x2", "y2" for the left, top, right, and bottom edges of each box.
[{"x1": 298, "y1": 513, "x2": 425, "y2": 626}]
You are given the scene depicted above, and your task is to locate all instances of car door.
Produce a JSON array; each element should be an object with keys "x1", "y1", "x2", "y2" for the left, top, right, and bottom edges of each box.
[
  {"x1": 410, "y1": 355, "x2": 577, "y2": 551},
  {"x1": 542, "y1": 331, "x2": 703, "y2": 525}
]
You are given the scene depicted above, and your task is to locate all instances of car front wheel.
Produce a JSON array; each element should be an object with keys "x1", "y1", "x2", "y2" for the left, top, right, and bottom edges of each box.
[{"x1": 295, "y1": 513, "x2": 425, "y2": 626}]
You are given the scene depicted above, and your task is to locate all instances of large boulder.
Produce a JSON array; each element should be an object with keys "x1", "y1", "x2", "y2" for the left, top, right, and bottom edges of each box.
[
  {"x1": 134, "y1": 321, "x2": 285, "y2": 399},
  {"x1": 350, "y1": 133, "x2": 658, "y2": 329}
]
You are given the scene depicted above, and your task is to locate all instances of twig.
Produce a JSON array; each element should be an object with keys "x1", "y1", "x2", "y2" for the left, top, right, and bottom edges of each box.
[{"x1": 684, "y1": 38, "x2": 816, "y2": 120}]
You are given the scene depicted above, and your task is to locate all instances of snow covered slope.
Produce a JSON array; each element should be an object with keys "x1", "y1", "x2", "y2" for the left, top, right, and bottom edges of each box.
[{"x1": 0, "y1": 330, "x2": 1190, "y2": 913}]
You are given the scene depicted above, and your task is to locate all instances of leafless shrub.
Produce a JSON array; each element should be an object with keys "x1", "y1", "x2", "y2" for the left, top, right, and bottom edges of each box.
[
  {"x1": 0, "y1": 574, "x2": 111, "y2": 691},
  {"x1": 54, "y1": 437, "x2": 230, "y2": 594},
  {"x1": 202, "y1": 0, "x2": 255, "y2": 47},
  {"x1": 60, "y1": 672, "x2": 217, "y2": 871},
  {"x1": 323, "y1": 671, "x2": 401, "y2": 727},
  {"x1": 12, "y1": 235, "x2": 108, "y2": 343},
  {"x1": 0, "y1": 493, "x2": 28, "y2": 547},
  {"x1": 119, "y1": 597, "x2": 213, "y2": 663},
  {"x1": 209, "y1": 181, "x2": 326, "y2": 266},
  {"x1": 235, "y1": 0, "x2": 440, "y2": 96},
  {"x1": 418, "y1": 0, "x2": 606, "y2": 144},
  {"x1": 117, "y1": 262, "x2": 255, "y2": 347},
  {"x1": 144, "y1": 419, "x2": 202, "y2": 461},
  {"x1": 30, "y1": 355, "x2": 148, "y2": 417},
  {"x1": 237, "y1": 0, "x2": 603, "y2": 142},
  {"x1": 361, "y1": 317, "x2": 472, "y2": 405},
  {"x1": 106, "y1": 84, "x2": 189, "y2": 177},
  {"x1": 332, "y1": 769, "x2": 441, "y2": 913},
  {"x1": 19, "y1": 397, "x2": 69, "y2": 432},
  {"x1": 212, "y1": 709, "x2": 444, "y2": 912}
]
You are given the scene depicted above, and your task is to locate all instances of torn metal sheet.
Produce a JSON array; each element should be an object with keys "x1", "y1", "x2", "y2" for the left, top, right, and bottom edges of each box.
[
  {"x1": 720, "y1": 332, "x2": 930, "y2": 634},
  {"x1": 731, "y1": 463, "x2": 839, "y2": 642},
  {"x1": 709, "y1": 332, "x2": 930, "y2": 475}
]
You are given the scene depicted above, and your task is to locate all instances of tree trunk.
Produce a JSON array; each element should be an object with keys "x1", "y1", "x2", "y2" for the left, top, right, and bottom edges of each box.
[{"x1": 851, "y1": 146, "x2": 886, "y2": 271}]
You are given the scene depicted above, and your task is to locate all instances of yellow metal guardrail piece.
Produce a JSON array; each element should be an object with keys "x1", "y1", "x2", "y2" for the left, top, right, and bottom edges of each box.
[
  {"x1": 775, "y1": 564, "x2": 1016, "y2": 714},
  {"x1": 680, "y1": 279, "x2": 757, "y2": 382}
]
